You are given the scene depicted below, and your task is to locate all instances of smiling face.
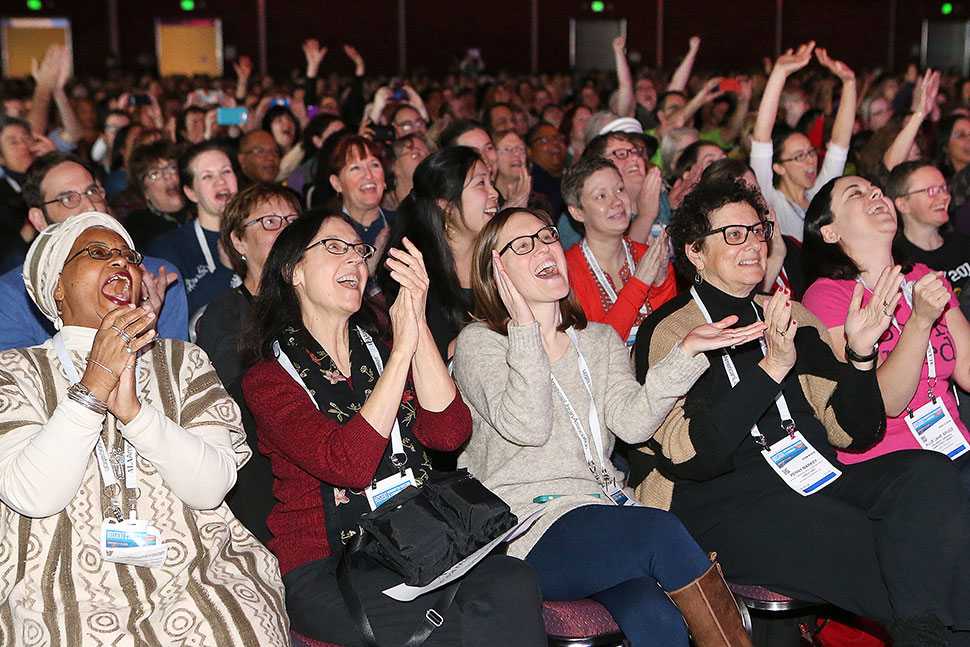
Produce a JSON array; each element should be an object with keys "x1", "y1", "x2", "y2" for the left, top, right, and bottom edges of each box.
[
  {"x1": 232, "y1": 196, "x2": 299, "y2": 286},
  {"x1": 773, "y1": 133, "x2": 818, "y2": 191},
  {"x1": 495, "y1": 211, "x2": 570, "y2": 307},
  {"x1": 55, "y1": 227, "x2": 144, "y2": 328},
  {"x1": 454, "y1": 161, "x2": 500, "y2": 236},
  {"x1": 0, "y1": 124, "x2": 35, "y2": 174},
  {"x1": 238, "y1": 130, "x2": 281, "y2": 184},
  {"x1": 291, "y1": 217, "x2": 368, "y2": 322},
  {"x1": 569, "y1": 167, "x2": 631, "y2": 239},
  {"x1": 820, "y1": 176, "x2": 898, "y2": 258},
  {"x1": 142, "y1": 158, "x2": 183, "y2": 214},
  {"x1": 185, "y1": 149, "x2": 238, "y2": 219},
  {"x1": 946, "y1": 117, "x2": 970, "y2": 171},
  {"x1": 603, "y1": 136, "x2": 646, "y2": 197},
  {"x1": 895, "y1": 166, "x2": 950, "y2": 230},
  {"x1": 392, "y1": 106, "x2": 426, "y2": 139},
  {"x1": 528, "y1": 124, "x2": 566, "y2": 177},
  {"x1": 571, "y1": 106, "x2": 592, "y2": 141},
  {"x1": 687, "y1": 202, "x2": 767, "y2": 297},
  {"x1": 495, "y1": 131, "x2": 527, "y2": 181},
  {"x1": 392, "y1": 138, "x2": 429, "y2": 188},
  {"x1": 330, "y1": 150, "x2": 386, "y2": 214},
  {"x1": 270, "y1": 113, "x2": 297, "y2": 150},
  {"x1": 455, "y1": 128, "x2": 498, "y2": 181}
]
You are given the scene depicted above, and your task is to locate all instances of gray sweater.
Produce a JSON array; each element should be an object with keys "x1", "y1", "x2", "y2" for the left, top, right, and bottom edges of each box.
[{"x1": 454, "y1": 320, "x2": 709, "y2": 558}]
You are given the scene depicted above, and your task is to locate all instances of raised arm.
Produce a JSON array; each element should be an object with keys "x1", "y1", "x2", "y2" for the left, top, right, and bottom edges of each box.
[
  {"x1": 884, "y1": 70, "x2": 940, "y2": 172},
  {"x1": 28, "y1": 45, "x2": 67, "y2": 139},
  {"x1": 718, "y1": 77, "x2": 753, "y2": 145},
  {"x1": 612, "y1": 36, "x2": 635, "y2": 118},
  {"x1": 753, "y1": 42, "x2": 815, "y2": 144},
  {"x1": 668, "y1": 36, "x2": 701, "y2": 93},
  {"x1": 815, "y1": 48, "x2": 856, "y2": 149},
  {"x1": 233, "y1": 55, "x2": 253, "y2": 103}
]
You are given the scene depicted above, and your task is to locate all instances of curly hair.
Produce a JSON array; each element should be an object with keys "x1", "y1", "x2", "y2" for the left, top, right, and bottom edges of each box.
[{"x1": 668, "y1": 177, "x2": 769, "y2": 281}]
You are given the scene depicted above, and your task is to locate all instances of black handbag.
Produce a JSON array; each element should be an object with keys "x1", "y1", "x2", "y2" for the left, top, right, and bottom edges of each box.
[{"x1": 357, "y1": 468, "x2": 518, "y2": 587}]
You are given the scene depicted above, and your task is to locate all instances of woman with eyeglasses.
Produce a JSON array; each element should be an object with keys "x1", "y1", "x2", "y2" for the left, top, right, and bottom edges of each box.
[
  {"x1": 241, "y1": 209, "x2": 546, "y2": 646},
  {"x1": 0, "y1": 211, "x2": 290, "y2": 645},
  {"x1": 631, "y1": 176, "x2": 970, "y2": 646},
  {"x1": 561, "y1": 156, "x2": 676, "y2": 347},
  {"x1": 195, "y1": 183, "x2": 301, "y2": 542},
  {"x1": 454, "y1": 206, "x2": 760, "y2": 647},
  {"x1": 803, "y1": 175, "x2": 970, "y2": 497},
  {"x1": 751, "y1": 42, "x2": 856, "y2": 242},
  {"x1": 493, "y1": 129, "x2": 533, "y2": 209}
]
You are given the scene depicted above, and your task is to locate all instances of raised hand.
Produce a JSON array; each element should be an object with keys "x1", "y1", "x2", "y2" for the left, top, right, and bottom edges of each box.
[
  {"x1": 844, "y1": 265, "x2": 902, "y2": 355},
  {"x1": 82, "y1": 305, "x2": 157, "y2": 409},
  {"x1": 492, "y1": 250, "x2": 535, "y2": 326},
  {"x1": 688, "y1": 36, "x2": 701, "y2": 53},
  {"x1": 681, "y1": 315, "x2": 767, "y2": 357},
  {"x1": 633, "y1": 228, "x2": 670, "y2": 286},
  {"x1": 773, "y1": 42, "x2": 815, "y2": 77},
  {"x1": 233, "y1": 55, "x2": 253, "y2": 80},
  {"x1": 758, "y1": 288, "x2": 798, "y2": 382},
  {"x1": 385, "y1": 237, "x2": 430, "y2": 323},
  {"x1": 302, "y1": 39, "x2": 327, "y2": 76},
  {"x1": 815, "y1": 48, "x2": 855, "y2": 83},
  {"x1": 389, "y1": 286, "x2": 420, "y2": 359},
  {"x1": 612, "y1": 36, "x2": 626, "y2": 56},
  {"x1": 911, "y1": 271, "x2": 950, "y2": 326},
  {"x1": 343, "y1": 45, "x2": 366, "y2": 76},
  {"x1": 912, "y1": 69, "x2": 941, "y2": 117},
  {"x1": 138, "y1": 264, "x2": 177, "y2": 330},
  {"x1": 668, "y1": 161, "x2": 704, "y2": 210},
  {"x1": 504, "y1": 165, "x2": 532, "y2": 208}
]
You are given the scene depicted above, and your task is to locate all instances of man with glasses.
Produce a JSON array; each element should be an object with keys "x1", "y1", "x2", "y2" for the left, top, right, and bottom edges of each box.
[
  {"x1": 124, "y1": 141, "x2": 187, "y2": 251},
  {"x1": 0, "y1": 151, "x2": 188, "y2": 351},
  {"x1": 237, "y1": 130, "x2": 282, "y2": 186},
  {"x1": 526, "y1": 123, "x2": 567, "y2": 223}
]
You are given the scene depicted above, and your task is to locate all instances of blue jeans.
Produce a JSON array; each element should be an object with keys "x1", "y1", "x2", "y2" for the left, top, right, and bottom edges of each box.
[{"x1": 525, "y1": 504, "x2": 711, "y2": 647}]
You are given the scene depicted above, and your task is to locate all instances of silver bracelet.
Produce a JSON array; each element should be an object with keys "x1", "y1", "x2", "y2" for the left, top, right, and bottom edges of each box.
[
  {"x1": 66, "y1": 383, "x2": 107, "y2": 416},
  {"x1": 88, "y1": 359, "x2": 118, "y2": 377}
]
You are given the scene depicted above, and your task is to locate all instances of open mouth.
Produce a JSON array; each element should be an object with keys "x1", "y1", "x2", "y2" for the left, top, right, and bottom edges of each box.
[
  {"x1": 866, "y1": 204, "x2": 891, "y2": 216},
  {"x1": 738, "y1": 259, "x2": 761, "y2": 267},
  {"x1": 102, "y1": 271, "x2": 132, "y2": 306},
  {"x1": 534, "y1": 260, "x2": 560, "y2": 278},
  {"x1": 165, "y1": 187, "x2": 180, "y2": 197},
  {"x1": 336, "y1": 274, "x2": 360, "y2": 289},
  {"x1": 484, "y1": 206, "x2": 498, "y2": 217},
  {"x1": 215, "y1": 190, "x2": 232, "y2": 201}
]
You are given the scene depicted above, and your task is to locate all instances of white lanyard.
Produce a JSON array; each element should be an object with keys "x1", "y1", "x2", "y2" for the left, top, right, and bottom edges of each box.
[
  {"x1": 856, "y1": 278, "x2": 937, "y2": 404},
  {"x1": 549, "y1": 327, "x2": 611, "y2": 486},
  {"x1": 194, "y1": 219, "x2": 217, "y2": 273},
  {"x1": 580, "y1": 238, "x2": 650, "y2": 318},
  {"x1": 274, "y1": 327, "x2": 405, "y2": 460},
  {"x1": 53, "y1": 333, "x2": 137, "y2": 521},
  {"x1": 5, "y1": 175, "x2": 20, "y2": 193},
  {"x1": 689, "y1": 287, "x2": 796, "y2": 448}
]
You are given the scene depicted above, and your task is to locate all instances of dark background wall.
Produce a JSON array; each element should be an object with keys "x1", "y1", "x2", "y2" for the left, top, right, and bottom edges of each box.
[{"x1": 0, "y1": 0, "x2": 956, "y2": 78}]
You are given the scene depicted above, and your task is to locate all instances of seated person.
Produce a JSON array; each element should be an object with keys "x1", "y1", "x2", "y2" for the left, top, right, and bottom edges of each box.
[{"x1": 123, "y1": 140, "x2": 188, "y2": 251}]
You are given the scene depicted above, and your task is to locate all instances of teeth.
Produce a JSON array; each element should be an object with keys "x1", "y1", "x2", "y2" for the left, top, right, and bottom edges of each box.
[
  {"x1": 484, "y1": 207, "x2": 498, "y2": 215},
  {"x1": 337, "y1": 275, "x2": 359, "y2": 287},
  {"x1": 534, "y1": 261, "x2": 558, "y2": 277}
]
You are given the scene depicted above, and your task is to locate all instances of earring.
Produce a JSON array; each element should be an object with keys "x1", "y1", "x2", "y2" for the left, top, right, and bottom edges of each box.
[
  {"x1": 241, "y1": 254, "x2": 247, "y2": 262},
  {"x1": 693, "y1": 273, "x2": 702, "y2": 285}
]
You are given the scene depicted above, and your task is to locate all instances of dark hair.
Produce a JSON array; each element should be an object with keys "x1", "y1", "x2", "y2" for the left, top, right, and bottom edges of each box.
[
  {"x1": 221, "y1": 182, "x2": 302, "y2": 278},
  {"x1": 109, "y1": 123, "x2": 139, "y2": 172},
  {"x1": 582, "y1": 132, "x2": 626, "y2": 160},
  {"x1": 561, "y1": 154, "x2": 619, "y2": 209},
  {"x1": 655, "y1": 90, "x2": 686, "y2": 117},
  {"x1": 300, "y1": 113, "x2": 343, "y2": 163},
  {"x1": 23, "y1": 152, "x2": 93, "y2": 212},
  {"x1": 803, "y1": 177, "x2": 912, "y2": 284},
  {"x1": 377, "y1": 146, "x2": 483, "y2": 333},
  {"x1": 240, "y1": 208, "x2": 381, "y2": 364},
  {"x1": 307, "y1": 128, "x2": 354, "y2": 207},
  {"x1": 437, "y1": 119, "x2": 486, "y2": 149},
  {"x1": 178, "y1": 140, "x2": 231, "y2": 192},
  {"x1": 470, "y1": 207, "x2": 587, "y2": 335},
  {"x1": 176, "y1": 106, "x2": 206, "y2": 143},
  {"x1": 484, "y1": 102, "x2": 514, "y2": 133},
  {"x1": 885, "y1": 159, "x2": 935, "y2": 200},
  {"x1": 769, "y1": 127, "x2": 799, "y2": 187},
  {"x1": 128, "y1": 140, "x2": 179, "y2": 195},
  {"x1": 700, "y1": 157, "x2": 754, "y2": 185},
  {"x1": 936, "y1": 114, "x2": 970, "y2": 177},
  {"x1": 261, "y1": 105, "x2": 302, "y2": 145},
  {"x1": 668, "y1": 177, "x2": 769, "y2": 281},
  {"x1": 673, "y1": 140, "x2": 723, "y2": 180},
  {"x1": 560, "y1": 104, "x2": 590, "y2": 140},
  {"x1": 386, "y1": 133, "x2": 427, "y2": 191}
]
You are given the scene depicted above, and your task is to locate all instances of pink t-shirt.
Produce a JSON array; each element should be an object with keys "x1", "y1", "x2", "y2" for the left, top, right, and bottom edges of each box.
[{"x1": 802, "y1": 263, "x2": 966, "y2": 464}]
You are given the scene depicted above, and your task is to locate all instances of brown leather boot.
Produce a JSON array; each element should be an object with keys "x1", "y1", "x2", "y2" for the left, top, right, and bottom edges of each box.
[{"x1": 666, "y1": 553, "x2": 753, "y2": 647}]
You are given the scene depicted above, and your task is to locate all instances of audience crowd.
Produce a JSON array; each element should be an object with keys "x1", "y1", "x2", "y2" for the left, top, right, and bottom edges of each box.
[{"x1": 2, "y1": 31, "x2": 970, "y2": 647}]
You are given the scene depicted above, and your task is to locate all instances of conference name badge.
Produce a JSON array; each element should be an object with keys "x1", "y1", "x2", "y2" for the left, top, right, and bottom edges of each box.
[
  {"x1": 366, "y1": 468, "x2": 418, "y2": 511},
  {"x1": 906, "y1": 399, "x2": 969, "y2": 460},
  {"x1": 100, "y1": 518, "x2": 168, "y2": 568},
  {"x1": 762, "y1": 431, "x2": 841, "y2": 496}
]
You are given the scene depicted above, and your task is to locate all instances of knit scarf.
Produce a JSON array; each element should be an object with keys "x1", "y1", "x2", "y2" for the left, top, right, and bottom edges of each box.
[{"x1": 277, "y1": 323, "x2": 431, "y2": 552}]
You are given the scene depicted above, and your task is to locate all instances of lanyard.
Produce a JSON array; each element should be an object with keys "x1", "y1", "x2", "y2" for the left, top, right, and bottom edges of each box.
[
  {"x1": 274, "y1": 327, "x2": 405, "y2": 464},
  {"x1": 580, "y1": 238, "x2": 651, "y2": 319},
  {"x1": 53, "y1": 333, "x2": 137, "y2": 522},
  {"x1": 856, "y1": 277, "x2": 937, "y2": 406},
  {"x1": 689, "y1": 287, "x2": 796, "y2": 449},
  {"x1": 194, "y1": 219, "x2": 217, "y2": 273},
  {"x1": 549, "y1": 327, "x2": 612, "y2": 486}
]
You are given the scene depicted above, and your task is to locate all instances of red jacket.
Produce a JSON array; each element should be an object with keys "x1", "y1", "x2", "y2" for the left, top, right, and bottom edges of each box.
[
  {"x1": 243, "y1": 359, "x2": 472, "y2": 575},
  {"x1": 564, "y1": 239, "x2": 678, "y2": 341}
]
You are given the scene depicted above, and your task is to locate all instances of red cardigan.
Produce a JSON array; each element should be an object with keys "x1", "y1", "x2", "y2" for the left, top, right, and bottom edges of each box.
[
  {"x1": 243, "y1": 359, "x2": 472, "y2": 576},
  {"x1": 564, "y1": 239, "x2": 678, "y2": 340}
]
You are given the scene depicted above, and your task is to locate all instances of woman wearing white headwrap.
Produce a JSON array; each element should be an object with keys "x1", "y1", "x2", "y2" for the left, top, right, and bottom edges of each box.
[{"x1": 0, "y1": 211, "x2": 289, "y2": 646}]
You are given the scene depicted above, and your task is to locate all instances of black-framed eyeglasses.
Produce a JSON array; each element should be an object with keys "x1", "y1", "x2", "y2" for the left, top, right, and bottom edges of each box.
[
  {"x1": 305, "y1": 237, "x2": 376, "y2": 259},
  {"x1": 43, "y1": 184, "x2": 106, "y2": 209},
  {"x1": 499, "y1": 225, "x2": 560, "y2": 256},
  {"x1": 64, "y1": 243, "x2": 143, "y2": 267},
  {"x1": 147, "y1": 164, "x2": 177, "y2": 183},
  {"x1": 702, "y1": 221, "x2": 773, "y2": 246},
  {"x1": 899, "y1": 183, "x2": 949, "y2": 198},
  {"x1": 608, "y1": 147, "x2": 647, "y2": 161},
  {"x1": 778, "y1": 147, "x2": 820, "y2": 164},
  {"x1": 243, "y1": 214, "x2": 299, "y2": 231}
]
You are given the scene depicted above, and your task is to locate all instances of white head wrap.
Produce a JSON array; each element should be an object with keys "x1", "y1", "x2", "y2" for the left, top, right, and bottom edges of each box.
[{"x1": 23, "y1": 211, "x2": 135, "y2": 330}]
